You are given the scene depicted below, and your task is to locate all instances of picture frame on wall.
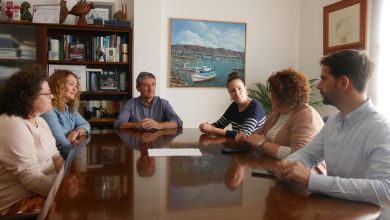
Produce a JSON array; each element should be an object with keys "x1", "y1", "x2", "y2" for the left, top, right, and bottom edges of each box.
[
  {"x1": 323, "y1": 0, "x2": 367, "y2": 55},
  {"x1": 169, "y1": 18, "x2": 246, "y2": 88}
]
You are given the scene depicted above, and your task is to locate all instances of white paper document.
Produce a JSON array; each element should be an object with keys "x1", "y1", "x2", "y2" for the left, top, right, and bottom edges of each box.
[{"x1": 148, "y1": 148, "x2": 202, "y2": 157}]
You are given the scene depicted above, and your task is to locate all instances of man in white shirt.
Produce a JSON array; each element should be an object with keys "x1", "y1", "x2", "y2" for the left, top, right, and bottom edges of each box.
[{"x1": 275, "y1": 49, "x2": 390, "y2": 206}]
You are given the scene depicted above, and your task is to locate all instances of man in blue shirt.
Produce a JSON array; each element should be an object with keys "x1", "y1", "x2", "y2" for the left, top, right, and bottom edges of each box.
[
  {"x1": 275, "y1": 49, "x2": 390, "y2": 206},
  {"x1": 114, "y1": 72, "x2": 183, "y2": 129}
]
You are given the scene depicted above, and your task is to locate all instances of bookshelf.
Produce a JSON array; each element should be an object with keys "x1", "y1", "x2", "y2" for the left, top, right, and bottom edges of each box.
[{"x1": 0, "y1": 21, "x2": 133, "y2": 128}]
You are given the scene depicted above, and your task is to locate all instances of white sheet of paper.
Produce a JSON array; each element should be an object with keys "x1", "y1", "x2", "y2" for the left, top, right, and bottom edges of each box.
[{"x1": 148, "y1": 148, "x2": 202, "y2": 157}]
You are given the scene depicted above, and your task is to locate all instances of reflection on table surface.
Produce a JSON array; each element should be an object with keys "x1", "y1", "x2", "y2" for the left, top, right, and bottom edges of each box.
[{"x1": 40, "y1": 128, "x2": 384, "y2": 220}]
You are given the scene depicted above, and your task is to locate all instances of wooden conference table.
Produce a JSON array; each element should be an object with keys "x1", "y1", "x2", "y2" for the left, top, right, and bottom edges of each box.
[{"x1": 37, "y1": 128, "x2": 384, "y2": 220}]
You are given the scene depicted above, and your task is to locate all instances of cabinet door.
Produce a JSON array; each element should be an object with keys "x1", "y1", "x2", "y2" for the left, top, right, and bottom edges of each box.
[{"x1": 0, "y1": 24, "x2": 39, "y2": 87}]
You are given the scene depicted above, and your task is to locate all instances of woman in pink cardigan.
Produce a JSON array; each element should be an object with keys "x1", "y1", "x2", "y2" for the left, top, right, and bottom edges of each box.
[{"x1": 236, "y1": 68, "x2": 324, "y2": 160}]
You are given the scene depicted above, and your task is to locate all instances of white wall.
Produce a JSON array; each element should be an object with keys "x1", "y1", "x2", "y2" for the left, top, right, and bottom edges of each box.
[
  {"x1": 134, "y1": 0, "x2": 301, "y2": 128},
  {"x1": 298, "y1": 0, "x2": 339, "y2": 117}
]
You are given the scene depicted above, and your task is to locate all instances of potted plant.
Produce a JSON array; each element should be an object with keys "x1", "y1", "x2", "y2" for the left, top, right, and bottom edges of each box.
[{"x1": 248, "y1": 79, "x2": 322, "y2": 115}]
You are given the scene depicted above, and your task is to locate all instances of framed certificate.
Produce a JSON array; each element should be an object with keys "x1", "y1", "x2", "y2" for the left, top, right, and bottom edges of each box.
[
  {"x1": 323, "y1": 0, "x2": 367, "y2": 54},
  {"x1": 32, "y1": 5, "x2": 60, "y2": 24}
]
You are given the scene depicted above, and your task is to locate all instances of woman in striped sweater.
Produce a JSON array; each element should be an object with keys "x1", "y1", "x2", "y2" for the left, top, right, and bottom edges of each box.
[{"x1": 199, "y1": 72, "x2": 266, "y2": 139}]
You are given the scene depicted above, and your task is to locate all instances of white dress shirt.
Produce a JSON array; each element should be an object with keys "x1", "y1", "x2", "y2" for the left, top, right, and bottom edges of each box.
[{"x1": 287, "y1": 100, "x2": 390, "y2": 206}]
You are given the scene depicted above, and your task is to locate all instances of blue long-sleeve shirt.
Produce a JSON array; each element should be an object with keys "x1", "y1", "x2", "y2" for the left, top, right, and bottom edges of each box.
[
  {"x1": 287, "y1": 100, "x2": 390, "y2": 206},
  {"x1": 212, "y1": 100, "x2": 266, "y2": 139},
  {"x1": 114, "y1": 96, "x2": 183, "y2": 128},
  {"x1": 41, "y1": 106, "x2": 91, "y2": 155}
]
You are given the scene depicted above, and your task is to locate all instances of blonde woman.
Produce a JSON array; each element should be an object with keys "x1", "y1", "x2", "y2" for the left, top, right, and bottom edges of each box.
[{"x1": 41, "y1": 70, "x2": 90, "y2": 156}]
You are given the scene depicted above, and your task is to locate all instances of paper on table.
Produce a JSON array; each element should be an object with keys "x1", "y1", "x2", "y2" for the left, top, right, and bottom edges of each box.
[{"x1": 148, "y1": 148, "x2": 202, "y2": 157}]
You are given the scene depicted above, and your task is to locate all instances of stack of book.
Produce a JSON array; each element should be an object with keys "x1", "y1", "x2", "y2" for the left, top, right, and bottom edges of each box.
[
  {"x1": 0, "y1": 34, "x2": 19, "y2": 59},
  {"x1": 19, "y1": 41, "x2": 36, "y2": 60}
]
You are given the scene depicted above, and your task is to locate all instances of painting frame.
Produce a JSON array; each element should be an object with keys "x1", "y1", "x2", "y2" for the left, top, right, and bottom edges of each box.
[
  {"x1": 323, "y1": 0, "x2": 367, "y2": 55},
  {"x1": 169, "y1": 18, "x2": 247, "y2": 88}
]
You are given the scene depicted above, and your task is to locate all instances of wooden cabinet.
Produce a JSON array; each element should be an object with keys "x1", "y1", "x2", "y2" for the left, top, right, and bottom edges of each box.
[
  {"x1": 0, "y1": 22, "x2": 41, "y2": 87},
  {"x1": 0, "y1": 21, "x2": 133, "y2": 128}
]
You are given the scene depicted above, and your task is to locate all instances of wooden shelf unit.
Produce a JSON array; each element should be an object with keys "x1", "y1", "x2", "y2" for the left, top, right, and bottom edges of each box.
[{"x1": 0, "y1": 21, "x2": 133, "y2": 128}]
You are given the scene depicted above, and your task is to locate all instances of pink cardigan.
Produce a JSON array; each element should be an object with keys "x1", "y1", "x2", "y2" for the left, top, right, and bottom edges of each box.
[{"x1": 258, "y1": 103, "x2": 324, "y2": 153}]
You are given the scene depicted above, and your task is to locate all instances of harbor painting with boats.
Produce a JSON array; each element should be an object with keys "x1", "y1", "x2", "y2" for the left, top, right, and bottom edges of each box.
[{"x1": 169, "y1": 19, "x2": 246, "y2": 87}]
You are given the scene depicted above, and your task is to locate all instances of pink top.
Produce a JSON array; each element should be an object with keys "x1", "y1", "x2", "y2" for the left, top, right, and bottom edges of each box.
[{"x1": 0, "y1": 115, "x2": 60, "y2": 212}]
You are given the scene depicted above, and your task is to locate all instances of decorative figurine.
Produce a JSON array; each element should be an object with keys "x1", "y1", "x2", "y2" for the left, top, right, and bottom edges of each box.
[
  {"x1": 5, "y1": 1, "x2": 13, "y2": 20},
  {"x1": 113, "y1": 3, "x2": 128, "y2": 21},
  {"x1": 20, "y1": 1, "x2": 32, "y2": 21},
  {"x1": 69, "y1": 0, "x2": 93, "y2": 26},
  {"x1": 12, "y1": 4, "x2": 20, "y2": 21},
  {"x1": 113, "y1": 11, "x2": 125, "y2": 21},
  {"x1": 59, "y1": 0, "x2": 68, "y2": 23}
]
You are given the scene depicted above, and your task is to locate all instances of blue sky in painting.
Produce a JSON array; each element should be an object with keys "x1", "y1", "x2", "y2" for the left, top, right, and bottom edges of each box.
[{"x1": 171, "y1": 19, "x2": 246, "y2": 52}]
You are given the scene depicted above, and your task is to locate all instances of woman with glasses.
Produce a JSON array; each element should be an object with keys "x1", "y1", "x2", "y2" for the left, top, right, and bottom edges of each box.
[
  {"x1": 236, "y1": 68, "x2": 324, "y2": 159},
  {"x1": 0, "y1": 66, "x2": 63, "y2": 216},
  {"x1": 41, "y1": 70, "x2": 90, "y2": 156},
  {"x1": 199, "y1": 72, "x2": 266, "y2": 139}
]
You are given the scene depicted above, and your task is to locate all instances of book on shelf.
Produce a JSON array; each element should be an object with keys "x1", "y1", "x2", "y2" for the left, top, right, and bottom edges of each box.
[
  {"x1": 19, "y1": 41, "x2": 36, "y2": 59},
  {"x1": 104, "y1": 20, "x2": 132, "y2": 28},
  {"x1": 51, "y1": 33, "x2": 128, "y2": 62},
  {"x1": 0, "y1": 34, "x2": 19, "y2": 49},
  {"x1": 86, "y1": 68, "x2": 103, "y2": 92},
  {"x1": 119, "y1": 71, "x2": 127, "y2": 91},
  {"x1": 48, "y1": 38, "x2": 60, "y2": 60},
  {"x1": 0, "y1": 48, "x2": 18, "y2": 59}
]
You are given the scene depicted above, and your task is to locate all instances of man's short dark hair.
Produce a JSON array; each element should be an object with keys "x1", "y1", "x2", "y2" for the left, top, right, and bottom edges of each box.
[
  {"x1": 136, "y1": 72, "x2": 156, "y2": 86},
  {"x1": 320, "y1": 49, "x2": 374, "y2": 92}
]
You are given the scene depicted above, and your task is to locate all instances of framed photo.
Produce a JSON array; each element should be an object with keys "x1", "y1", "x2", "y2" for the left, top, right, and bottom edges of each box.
[
  {"x1": 169, "y1": 18, "x2": 246, "y2": 88},
  {"x1": 69, "y1": 43, "x2": 85, "y2": 61},
  {"x1": 105, "y1": 47, "x2": 117, "y2": 62},
  {"x1": 86, "y1": 1, "x2": 114, "y2": 24},
  {"x1": 323, "y1": 0, "x2": 367, "y2": 54},
  {"x1": 99, "y1": 74, "x2": 119, "y2": 91},
  {"x1": 48, "y1": 64, "x2": 87, "y2": 91}
]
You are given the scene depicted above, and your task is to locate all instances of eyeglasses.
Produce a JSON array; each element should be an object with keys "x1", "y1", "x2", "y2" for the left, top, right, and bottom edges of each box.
[{"x1": 38, "y1": 92, "x2": 53, "y2": 98}]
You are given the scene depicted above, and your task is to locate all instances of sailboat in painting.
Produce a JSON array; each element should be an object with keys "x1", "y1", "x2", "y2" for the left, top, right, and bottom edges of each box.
[
  {"x1": 191, "y1": 55, "x2": 217, "y2": 82},
  {"x1": 191, "y1": 66, "x2": 217, "y2": 82}
]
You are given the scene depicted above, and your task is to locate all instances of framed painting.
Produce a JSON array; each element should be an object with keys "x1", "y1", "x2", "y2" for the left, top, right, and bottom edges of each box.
[
  {"x1": 323, "y1": 0, "x2": 367, "y2": 54},
  {"x1": 169, "y1": 18, "x2": 246, "y2": 87}
]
